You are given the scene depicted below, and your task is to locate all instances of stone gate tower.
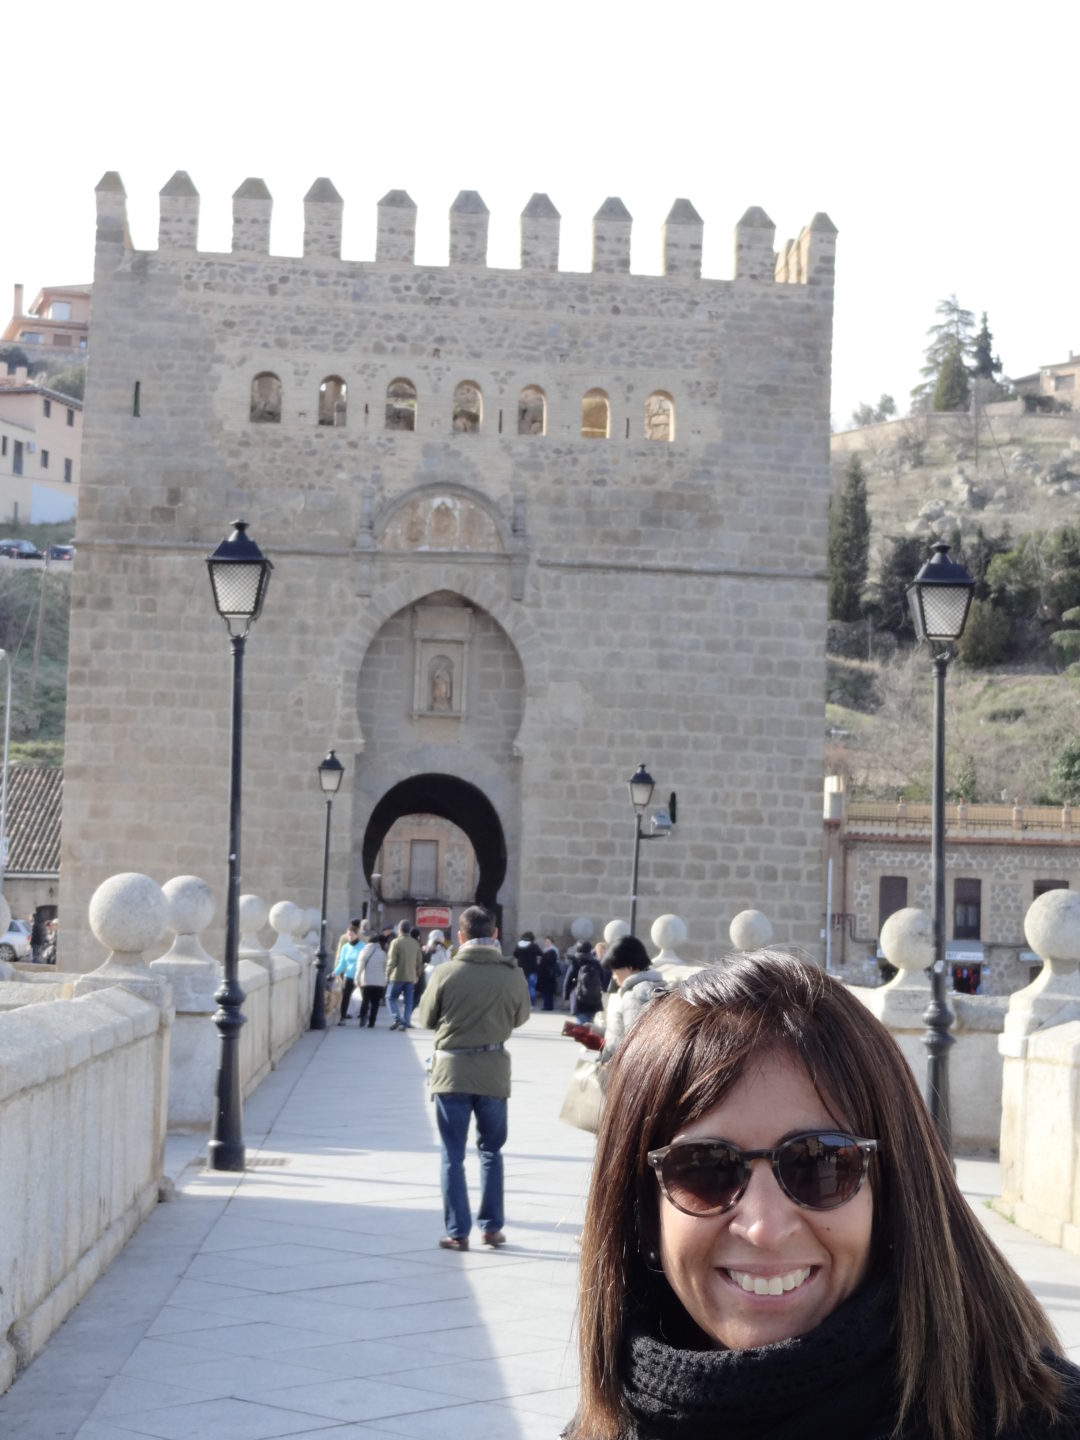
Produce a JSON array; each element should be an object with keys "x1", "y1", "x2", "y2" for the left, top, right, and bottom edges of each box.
[{"x1": 60, "y1": 171, "x2": 837, "y2": 965}]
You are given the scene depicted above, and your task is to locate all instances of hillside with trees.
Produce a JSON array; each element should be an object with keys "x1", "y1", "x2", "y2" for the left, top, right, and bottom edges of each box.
[{"x1": 827, "y1": 297, "x2": 1080, "y2": 803}]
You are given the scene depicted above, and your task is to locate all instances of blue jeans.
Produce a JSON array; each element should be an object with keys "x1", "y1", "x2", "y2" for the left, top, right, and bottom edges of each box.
[
  {"x1": 434, "y1": 1093, "x2": 507, "y2": 1239},
  {"x1": 527, "y1": 973, "x2": 537, "y2": 1003},
  {"x1": 389, "y1": 980, "x2": 414, "y2": 1026}
]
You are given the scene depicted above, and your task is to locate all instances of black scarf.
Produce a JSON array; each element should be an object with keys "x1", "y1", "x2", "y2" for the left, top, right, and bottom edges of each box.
[{"x1": 621, "y1": 1279, "x2": 902, "y2": 1440}]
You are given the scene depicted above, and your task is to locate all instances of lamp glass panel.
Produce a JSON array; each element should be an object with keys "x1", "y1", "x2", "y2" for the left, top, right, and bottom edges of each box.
[
  {"x1": 629, "y1": 776, "x2": 655, "y2": 810},
  {"x1": 211, "y1": 562, "x2": 264, "y2": 619},
  {"x1": 319, "y1": 761, "x2": 344, "y2": 794},
  {"x1": 920, "y1": 586, "x2": 971, "y2": 640}
]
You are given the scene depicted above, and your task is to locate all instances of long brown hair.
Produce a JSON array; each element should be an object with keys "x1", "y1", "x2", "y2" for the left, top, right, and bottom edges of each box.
[{"x1": 571, "y1": 950, "x2": 1064, "y2": 1440}]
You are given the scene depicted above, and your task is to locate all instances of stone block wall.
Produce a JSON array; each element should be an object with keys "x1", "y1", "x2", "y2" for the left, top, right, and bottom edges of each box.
[
  {"x1": 839, "y1": 840, "x2": 1079, "y2": 994},
  {"x1": 60, "y1": 174, "x2": 836, "y2": 964}
]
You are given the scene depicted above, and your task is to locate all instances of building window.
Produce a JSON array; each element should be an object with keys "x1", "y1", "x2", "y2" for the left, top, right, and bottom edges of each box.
[
  {"x1": 1033, "y1": 879, "x2": 1068, "y2": 899},
  {"x1": 43, "y1": 398, "x2": 51, "y2": 418},
  {"x1": 582, "y1": 388, "x2": 610, "y2": 439},
  {"x1": 13, "y1": 441, "x2": 22, "y2": 475},
  {"x1": 877, "y1": 876, "x2": 908, "y2": 933},
  {"x1": 40, "y1": 449, "x2": 49, "y2": 470},
  {"x1": 386, "y1": 378, "x2": 417, "y2": 431},
  {"x1": 250, "y1": 372, "x2": 282, "y2": 424},
  {"x1": 50, "y1": 301, "x2": 72, "y2": 321},
  {"x1": 452, "y1": 381, "x2": 482, "y2": 433},
  {"x1": 1, "y1": 436, "x2": 6, "y2": 456},
  {"x1": 318, "y1": 375, "x2": 347, "y2": 427},
  {"x1": 953, "y1": 878, "x2": 982, "y2": 939},
  {"x1": 66, "y1": 408, "x2": 74, "y2": 427},
  {"x1": 64, "y1": 458, "x2": 72, "y2": 483},
  {"x1": 20, "y1": 332, "x2": 42, "y2": 344},
  {"x1": 1054, "y1": 373, "x2": 1075, "y2": 392},
  {"x1": 52, "y1": 335, "x2": 72, "y2": 348},
  {"x1": 518, "y1": 385, "x2": 546, "y2": 436},
  {"x1": 645, "y1": 391, "x2": 675, "y2": 441},
  {"x1": 409, "y1": 840, "x2": 438, "y2": 897}
]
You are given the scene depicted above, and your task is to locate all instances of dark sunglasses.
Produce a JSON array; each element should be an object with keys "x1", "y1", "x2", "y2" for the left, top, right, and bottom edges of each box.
[{"x1": 647, "y1": 1130, "x2": 878, "y2": 1216}]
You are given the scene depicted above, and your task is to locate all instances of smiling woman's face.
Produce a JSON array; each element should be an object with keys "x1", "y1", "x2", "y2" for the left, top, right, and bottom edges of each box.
[{"x1": 656, "y1": 1048, "x2": 874, "y2": 1350}]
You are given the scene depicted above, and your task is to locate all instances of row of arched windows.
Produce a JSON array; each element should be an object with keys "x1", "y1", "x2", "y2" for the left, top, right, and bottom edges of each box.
[{"x1": 249, "y1": 373, "x2": 675, "y2": 441}]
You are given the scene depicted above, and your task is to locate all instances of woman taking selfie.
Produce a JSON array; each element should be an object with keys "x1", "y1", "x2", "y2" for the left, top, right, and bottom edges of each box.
[{"x1": 570, "y1": 951, "x2": 1080, "y2": 1440}]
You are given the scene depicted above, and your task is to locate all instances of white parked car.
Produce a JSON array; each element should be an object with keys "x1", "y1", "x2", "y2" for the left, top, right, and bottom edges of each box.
[{"x1": 0, "y1": 918, "x2": 32, "y2": 962}]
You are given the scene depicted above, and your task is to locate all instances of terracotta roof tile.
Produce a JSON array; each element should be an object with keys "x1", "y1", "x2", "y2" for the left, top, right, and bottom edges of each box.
[{"x1": 4, "y1": 765, "x2": 61, "y2": 875}]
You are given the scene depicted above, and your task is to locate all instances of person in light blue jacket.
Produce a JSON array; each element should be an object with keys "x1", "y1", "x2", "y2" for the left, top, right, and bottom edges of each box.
[{"x1": 333, "y1": 921, "x2": 364, "y2": 1025}]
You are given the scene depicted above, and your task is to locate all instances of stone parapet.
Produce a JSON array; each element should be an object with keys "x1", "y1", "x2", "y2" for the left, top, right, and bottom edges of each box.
[{"x1": 0, "y1": 986, "x2": 167, "y2": 1394}]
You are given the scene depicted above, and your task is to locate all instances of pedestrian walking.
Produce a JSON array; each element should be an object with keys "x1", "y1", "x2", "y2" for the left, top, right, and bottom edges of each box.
[
  {"x1": 357, "y1": 929, "x2": 388, "y2": 1027},
  {"x1": 417, "y1": 905, "x2": 530, "y2": 1251},
  {"x1": 513, "y1": 930, "x2": 543, "y2": 1003},
  {"x1": 387, "y1": 919, "x2": 423, "y2": 1030},
  {"x1": 332, "y1": 920, "x2": 364, "y2": 1024},
  {"x1": 537, "y1": 940, "x2": 560, "y2": 1012}
]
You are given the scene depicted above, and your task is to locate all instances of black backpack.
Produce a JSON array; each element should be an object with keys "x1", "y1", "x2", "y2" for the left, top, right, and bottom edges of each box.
[{"x1": 575, "y1": 957, "x2": 604, "y2": 1011}]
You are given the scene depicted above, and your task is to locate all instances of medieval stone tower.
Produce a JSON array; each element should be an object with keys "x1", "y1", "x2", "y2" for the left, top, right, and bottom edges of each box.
[{"x1": 60, "y1": 171, "x2": 837, "y2": 965}]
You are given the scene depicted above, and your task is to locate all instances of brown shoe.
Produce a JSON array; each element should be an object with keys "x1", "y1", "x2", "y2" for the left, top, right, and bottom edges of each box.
[
  {"x1": 439, "y1": 1236, "x2": 469, "y2": 1251},
  {"x1": 481, "y1": 1230, "x2": 506, "y2": 1248}
]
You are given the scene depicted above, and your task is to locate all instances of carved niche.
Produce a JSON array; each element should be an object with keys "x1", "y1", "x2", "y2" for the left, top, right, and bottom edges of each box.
[
  {"x1": 382, "y1": 493, "x2": 502, "y2": 554},
  {"x1": 412, "y1": 599, "x2": 474, "y2": 720}
]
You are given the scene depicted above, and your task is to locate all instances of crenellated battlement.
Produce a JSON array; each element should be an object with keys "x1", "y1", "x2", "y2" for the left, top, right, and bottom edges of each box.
[{"x1": 93, "y1": 171, "x2": 836, "y2": 288}]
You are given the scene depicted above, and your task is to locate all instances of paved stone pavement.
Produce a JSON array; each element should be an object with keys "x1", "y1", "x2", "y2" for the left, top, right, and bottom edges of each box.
[{"x1": 3, "y1": 1010, "x2": 1079, "y2": 1440}]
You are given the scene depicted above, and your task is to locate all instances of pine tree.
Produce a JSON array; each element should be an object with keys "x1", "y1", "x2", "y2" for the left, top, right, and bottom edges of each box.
[
  {"x1": 828, "y1": 455, "x2": 871, "y2": 621},
  {"x1": 911, "y1": 294, "x2": 976, "y2": 410}
]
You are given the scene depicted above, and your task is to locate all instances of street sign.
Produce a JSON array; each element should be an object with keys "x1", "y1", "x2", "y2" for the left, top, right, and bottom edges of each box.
[{"x1": 416, "y1": 905, "x2": 451, "y2": 929}]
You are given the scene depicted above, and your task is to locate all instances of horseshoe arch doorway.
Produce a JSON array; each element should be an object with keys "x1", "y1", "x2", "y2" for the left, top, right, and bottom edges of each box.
[{"x1": 361, "y1": 773, "x2": 508, "y2": 931}]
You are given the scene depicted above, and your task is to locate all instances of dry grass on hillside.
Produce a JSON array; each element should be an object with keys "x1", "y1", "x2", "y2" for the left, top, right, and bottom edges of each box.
[{"x1": 825, "y1": 650, "x2": 1080, "y2": 803}]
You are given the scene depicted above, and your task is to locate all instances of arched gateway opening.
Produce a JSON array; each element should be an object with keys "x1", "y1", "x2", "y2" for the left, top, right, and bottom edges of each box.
[{"x1": 362, "y1": 773, "x2": 507, "y2": 920}]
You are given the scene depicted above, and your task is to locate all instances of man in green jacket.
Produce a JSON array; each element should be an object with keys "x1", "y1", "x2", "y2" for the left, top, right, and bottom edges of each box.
[
  {"x1": 386, "y1": 919, "x2": 423, "y2": 1029},
  {"x1": 417, "y1": 904, "x2": 531, "y2": 1251}
]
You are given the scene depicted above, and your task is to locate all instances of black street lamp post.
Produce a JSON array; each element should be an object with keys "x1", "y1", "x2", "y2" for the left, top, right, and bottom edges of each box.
[
  {"x1": 906, "y1": 541, "x2": 975, "y2": 1163},
  {"x1": 310, "y1": 749, "x2": 345, "y2": 1030},
  {"x1": 206, "y1": 520, "x2": 273, "y2": 1172},
  {"x1": 628, "y1": 763, "x2": 656, "y2": 936}
]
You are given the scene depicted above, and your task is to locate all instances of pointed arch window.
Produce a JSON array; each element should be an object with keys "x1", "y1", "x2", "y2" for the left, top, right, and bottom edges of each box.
[
  {"x1": 582, "y1": 388, "x2": 610, "y2": 440},
  {"x1": 453, "y1": 380, "x2": 482, "y2": 433},
  {"x1": 518, "y1": 385, "x2": 546, "y2": 436},
  {"x1": 318, "y1": 375, "x2": 347, "y2": 427},
  {"x1": 250, "y1": 372, "x2": 282, "y2": 423},
  {"x1": 386, "y1": 378, "x2": 417, "y2": 431}
]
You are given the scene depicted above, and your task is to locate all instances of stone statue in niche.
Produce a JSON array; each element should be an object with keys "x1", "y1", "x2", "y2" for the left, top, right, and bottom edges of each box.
[{"x1": 429, "y1": 655, "x2": 453, "y2": 712}]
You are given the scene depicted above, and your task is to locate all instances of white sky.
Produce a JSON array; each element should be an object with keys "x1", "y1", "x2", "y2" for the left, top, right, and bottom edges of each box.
[{"x1": 3, "y1": 1, "x2": 1077, "y2": 429}]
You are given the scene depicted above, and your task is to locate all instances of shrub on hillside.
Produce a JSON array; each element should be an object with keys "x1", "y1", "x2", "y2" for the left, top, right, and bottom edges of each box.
[{"x1": 958, "y1": 599, "x2": 1012, "y2": 667}]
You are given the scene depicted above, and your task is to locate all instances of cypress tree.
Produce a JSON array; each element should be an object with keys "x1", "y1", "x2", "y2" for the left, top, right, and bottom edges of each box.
[
  {"x1": 828, "y1": 455, "x2": 872, "y2": 621},
  {"x1": 933, "y1": 341, "x2": 971, "y2": 412}
]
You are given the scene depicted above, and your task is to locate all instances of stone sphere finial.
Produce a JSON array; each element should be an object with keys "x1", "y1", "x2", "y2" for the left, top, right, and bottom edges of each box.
[
  {"x1": 1024, "y1": 889, "x2": 1080, "y2": 965},
  {"x1": 239, "y1": 893, "x2": 268, "y2": 934},
  {"x1": 729, "y1": 910, "x2": 773, "y2": 952},
  {"x1": 604, "y1": 918, "x2": 630, "y2": 946},
  {"x1": 89, "y1": 873, "x2": 169, "y2": 956},
  {"x1": 0, "y1": 894, "x2": 11, "y2": 938},
  {"x1": 879, "y1": 907, "x2": 933, "y2": 989},
  {"x1": 163, "y1": 875, "x2": 214, "y2": 937},
  {"x1": 651, "y1": 913, "x2": 687, "y2": 962},
  {"x1": 570, "y1": 915, "x2": 595, "y2": 943},
  {"x1": 270, "y1": 900, "x2": 303, "y2": 940}
]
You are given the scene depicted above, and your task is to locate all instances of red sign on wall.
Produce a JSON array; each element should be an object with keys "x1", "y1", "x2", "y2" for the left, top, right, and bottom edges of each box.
[{"x1": 416, "y1": 905, "x2": 452, "y2": 930}]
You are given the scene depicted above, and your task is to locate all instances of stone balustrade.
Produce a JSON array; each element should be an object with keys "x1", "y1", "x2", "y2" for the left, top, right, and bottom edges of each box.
[
  {"x1": 995, "y1": 889, "x2": 1080, "y2": 1252},
  {"x1": 848, "y1": 906, "x2": 1006, "y2": 1150},
  {"x1": 0, "y1": 872, "x2": 319, "y2": 1394}
]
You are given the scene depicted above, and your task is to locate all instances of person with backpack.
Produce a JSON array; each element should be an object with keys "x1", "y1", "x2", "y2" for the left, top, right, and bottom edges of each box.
[
  {"x1": 537, "y1": 940, "x2": 561, "y2": 1012},
  {"x1": 571, "y1": 942, "x2": 606, "y2": 1026}
]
